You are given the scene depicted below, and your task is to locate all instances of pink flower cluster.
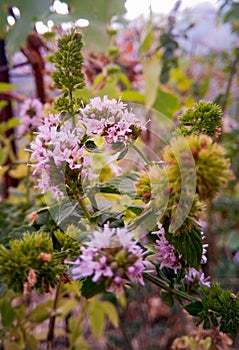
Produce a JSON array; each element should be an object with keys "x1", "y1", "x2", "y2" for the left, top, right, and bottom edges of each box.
[
  {"x1": 17, "y1": 98, "x2": 43, "y2": 135},
  {"x1": 29, "y1": 113, "x2": 93, "y2": 197},
  {"x1": 152, "y1": 222, "x2": 210, "y2": 287},
  {"x1": 65, "y1": 225, "x2": 147, "y2": 296},
  {"x1": 185, "y1": 267, "x2": 211, "y2": 288},
  {"x1": 152, "y1": 223, "x2": 182, "y2": 274},
  {"x1": 79, "y1": 95, "x2": 146, "y2": 144}
]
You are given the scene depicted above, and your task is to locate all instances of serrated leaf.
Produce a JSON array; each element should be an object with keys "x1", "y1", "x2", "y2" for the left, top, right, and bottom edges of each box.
[
  {"x1": 50, "y1": 200, "x2": 83, "y2": 226},
  {"x1": 167, "y1": 225, "x2": 202, "y2": 269},
  {"x1": 184, "y1": 300, "x2": 203, "y2": 316}
]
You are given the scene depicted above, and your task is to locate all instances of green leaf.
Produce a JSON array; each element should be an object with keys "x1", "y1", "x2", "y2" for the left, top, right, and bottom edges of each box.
[
  {"x1": 167, "y1": 226, "x2": 202, "y2": 269},
  {"x1": 126, "y1": 205, "x2": 144, "y2": 215},
  {"x1": 48, "y1": 0, "x2": 126, "y2": 52},
  {"x1": 25, "y1": 334, "x2": 38, "y2": 350},
  {"x1": 3, "y1": 0, "x2": 52, "y2": 56},
  {"x1": 153, "y1": 85, "x2": 181, "y2": 118},
  {"x1": 0, "y1": 147, "x2": 8, "y2": 166},
  {"x1": 121, "y1": 90, "x2": 145, "y2": 103},
  {"x1": 100, "y1": 301, "x2": 119, "y2": 327},
  {"x1": 184, "y1": 300, "x2": 203, "y2": 316},
  {"x1": 0, "y1": 118, "x2": 19, "y2": 134},
  {"x1": 88, "y1": 300, "x2": 105, "y2": 339},
  {"x1": 0, "y1": 101, "x2": 7, "y2": 111},
  {"x1": 0, "y1": 299, "x2": 16, "y2": 327},
  {"x1": 142, "y1": 54, "x2": 161, "y2": 107},
  {"x1": 3, "y1": 340, "x2": 22, "y2": 350},
  {"x1": 71, "y1": 336, "x2": 90, "y2": 350},
  {"x1": 85, "y1": 140, "x2": 101, "y2": 153},
  {"x1": 28, "y1": 300, "x2": 53, "y2": 323},
  {"x1": 93, "y1": 73, "x2": 104, "y2": 89},
  {"x1": 117, "y1": 72, "x2": 130, "y2": 89},
  {"x1": 139, "y1": 30, "x2": 154, "y2": 54},
  {"x1": 117, "y1": 146, "x2": 129, "y2": 160},
  {"x1": 107, "y1": 173, "x2": 139, "y2": 197},
  {"x1": 58, "y1": 298, "x2": 79, "y2": 317},
  {"x1": 81, "y1": 277, "x2": 105, "y2": 298},
  {"x1": 161, "y1": 290, "x2": 174, "y2": 307},
  {"x1": 50, "y1": 200, "x2": 84, "y2": 226},
  {"x1": 0, "y1": 83, "x2": 17, "y2": 91}
]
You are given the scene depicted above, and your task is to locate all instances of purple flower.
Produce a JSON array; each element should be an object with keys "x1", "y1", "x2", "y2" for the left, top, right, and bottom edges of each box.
[
  {"x1": 152, "y1": 223, "x2": 182, "y2": 274},
  {"x1": 201, "y1": 231, "x2": 208, "y2": 264},
  {"x1": 185, "y1": 267, "x2": 211, "y2": 288},
  {"x1": 65, "y1": 225, "x2": 147, "y2": 296}
]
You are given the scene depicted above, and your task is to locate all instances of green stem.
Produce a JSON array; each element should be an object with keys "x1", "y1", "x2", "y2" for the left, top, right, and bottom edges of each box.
[
  {"x1": 131, "y1": 143, "x2": 150, "y2": 166},
  {"x1": 77, "y1": 197, "x2": 91, "y2": 221},
  {"x1": 143, "y1": 272, "x2": 199, "y2": 303},
  {"x1": 47, "y1": 282, "x2": 61, "y2": 350}
]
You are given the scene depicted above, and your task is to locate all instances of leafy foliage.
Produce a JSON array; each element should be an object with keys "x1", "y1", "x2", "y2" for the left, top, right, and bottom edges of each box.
[
  {"x1": 178, "y1": 101, "x2": 223, "y2": 138},
  {"x1": 185, "y1": 283, "x2": 239, "y2": 338}
]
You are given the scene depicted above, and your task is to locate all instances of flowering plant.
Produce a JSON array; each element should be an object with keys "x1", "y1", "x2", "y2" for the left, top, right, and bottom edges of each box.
[{"x1": 0, "y1": 29, "x2": 238, "y2": 348}]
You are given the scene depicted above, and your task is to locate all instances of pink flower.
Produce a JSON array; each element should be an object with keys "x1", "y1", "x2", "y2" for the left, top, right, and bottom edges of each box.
[
  {"x1": 79, "y1": 95, "x2": 146, "y2": 144},
  {"x1": 17, "y1": 98, "x2": 43, "y2": 135},
  {"x1": 152, "y1": 223, "x2": 182, "y2": 274},
  {"x1": 29, "y1": 113, "x2": 94, "y2": 198},
  {"x1": 65, "y1": 225, "x2": 147, "y2": 296},
  {"x1": 185, "y1": 267, "x2": 211, "y2": 288}
]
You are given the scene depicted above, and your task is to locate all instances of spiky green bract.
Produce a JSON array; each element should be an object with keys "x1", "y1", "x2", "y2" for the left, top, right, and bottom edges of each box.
[
  {"x1": 163, "y1": 134, "x2": 232, "y2": 201},
  {"x1": 135, "y1": 163, "x2": 204, "y2": 222},
  {"x1": 49, "y1": 29, "x2": 85, "y2": 114},
  {"x1": 185, "y1": 283, "x2": 239, "y2": 338},
  {"x1": 0, "y1": 232, "x2": 64, "y2": 293},
  {"x1": 178, "y1": 101, "x2": 222, "y2": 138}
]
